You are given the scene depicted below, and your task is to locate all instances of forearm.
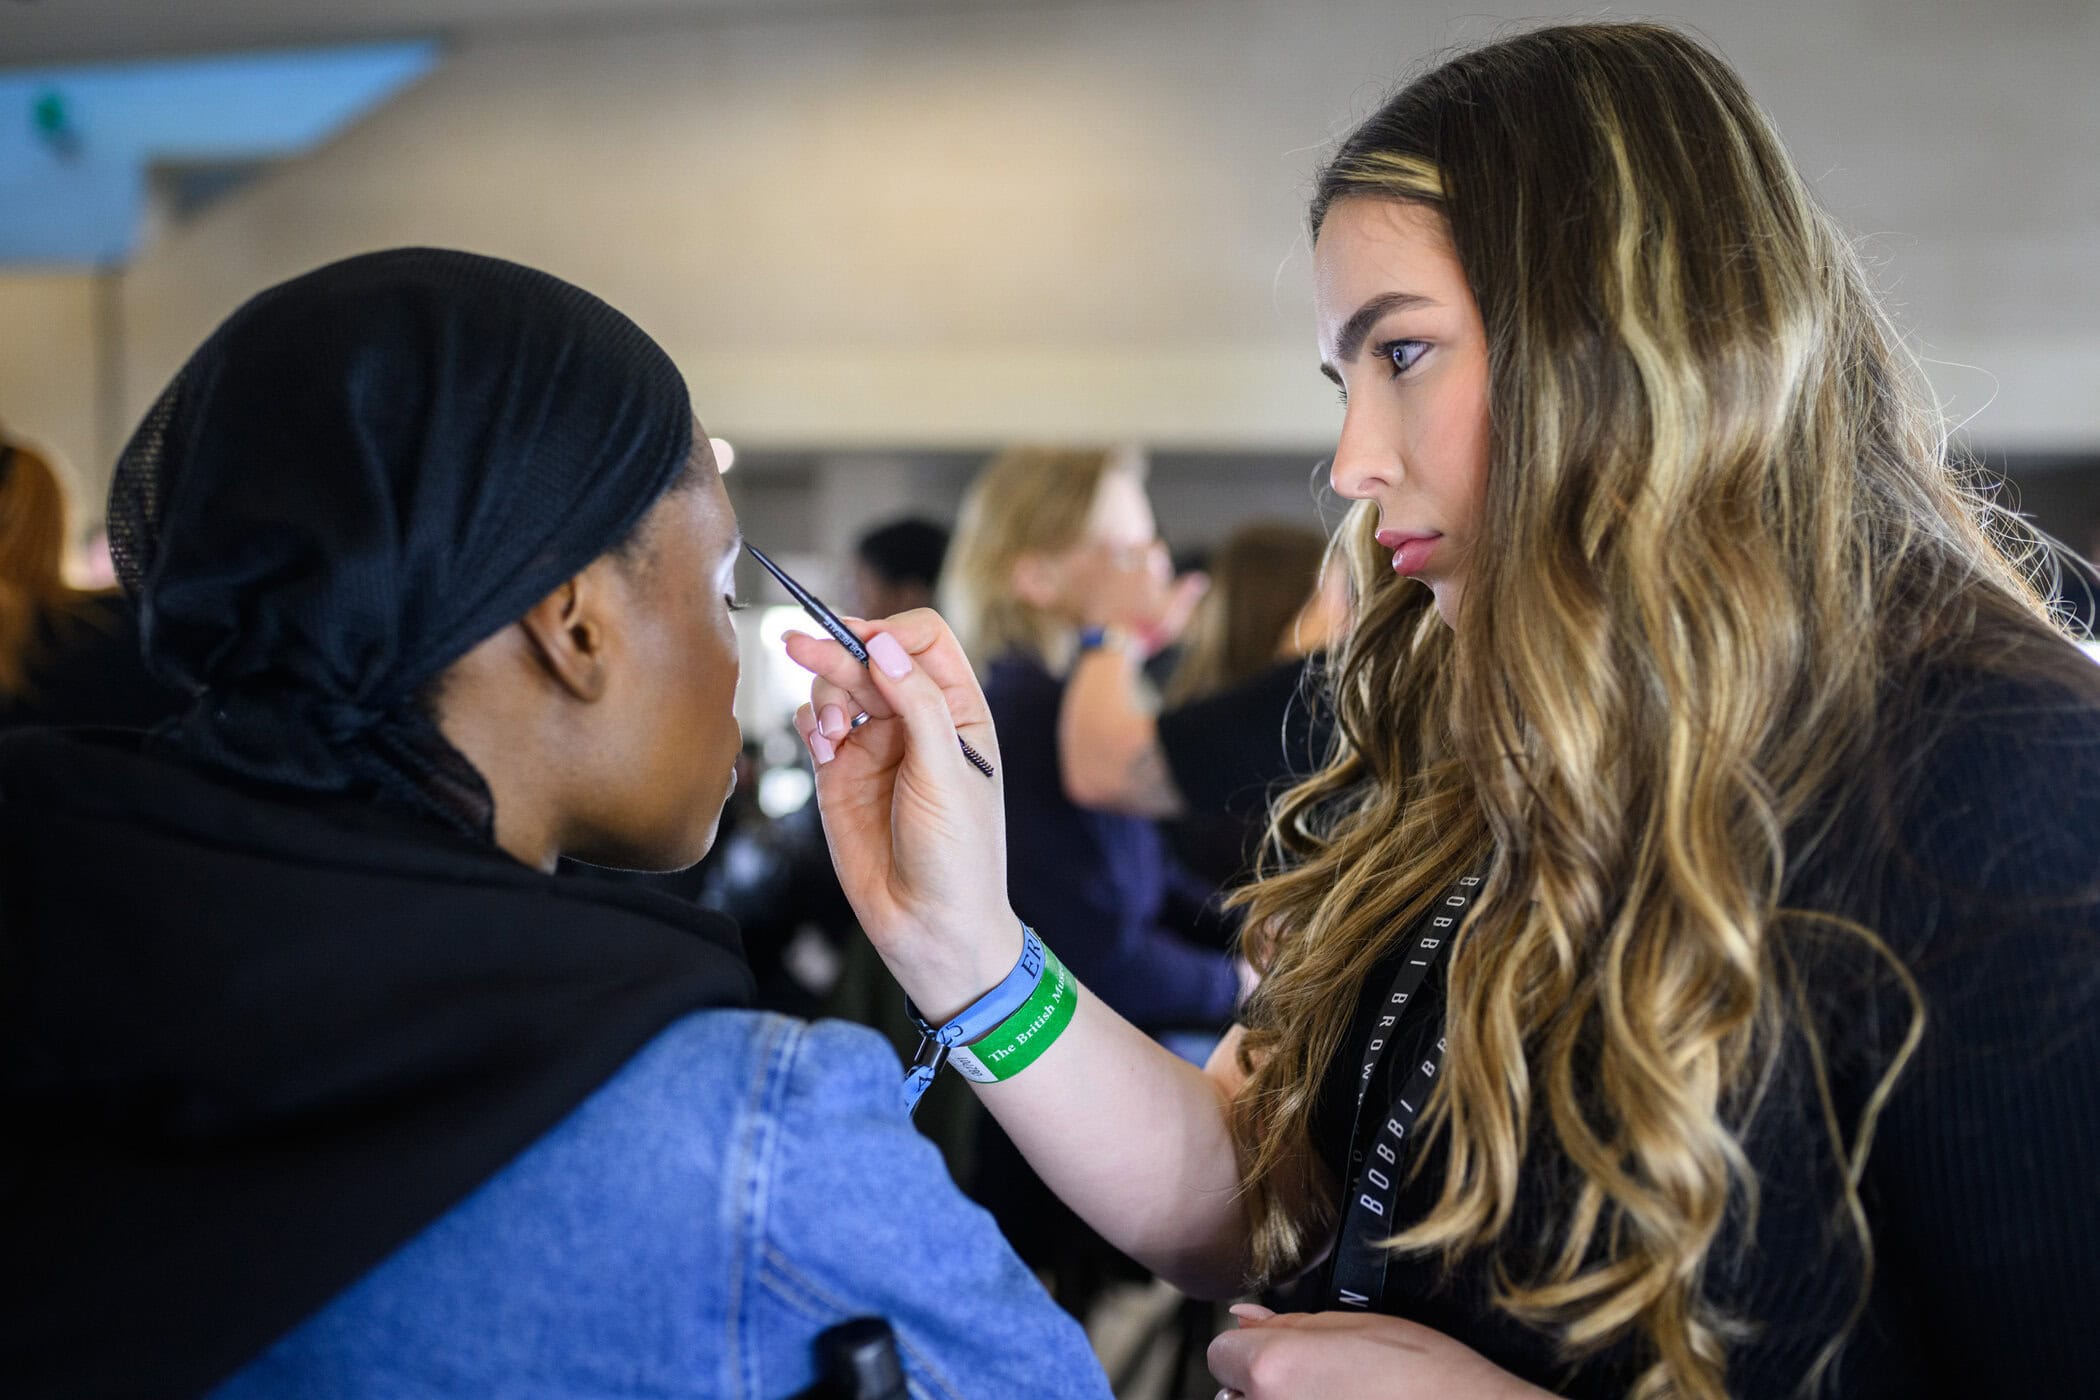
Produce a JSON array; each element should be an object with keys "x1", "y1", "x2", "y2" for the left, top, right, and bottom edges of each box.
[
  {"x1": 1058, "y1": 645, "x2": 1184, "y2": 818},
  {"x1": 973, "y1": 988, "x2": 1253, "y2": 1298},
  {"x1": 784, "y1": 615, "x2": 1247, "y2": 1291},
  {"x1": 872, "y1": 908, "x2": 1254, "y2": 1295}
]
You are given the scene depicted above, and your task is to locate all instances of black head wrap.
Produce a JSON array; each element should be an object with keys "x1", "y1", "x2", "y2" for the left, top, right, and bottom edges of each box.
[{"x1": 109, "y1": 247, "x2": 694, "y2": 838}]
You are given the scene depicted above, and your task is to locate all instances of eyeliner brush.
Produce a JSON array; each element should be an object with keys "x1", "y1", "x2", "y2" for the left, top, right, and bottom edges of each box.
[{"x1": 746, "y1": 541, "x2": 996, "y2": 779}]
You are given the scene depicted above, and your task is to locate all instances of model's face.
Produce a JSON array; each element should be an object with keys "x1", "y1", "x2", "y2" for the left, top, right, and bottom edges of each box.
[
  {"x1": 1314, "y1": 197, "x2": 1492, "y2": 627},
  {"x1": 591, "y1": 433, "x2": 744, "y2": 870}
]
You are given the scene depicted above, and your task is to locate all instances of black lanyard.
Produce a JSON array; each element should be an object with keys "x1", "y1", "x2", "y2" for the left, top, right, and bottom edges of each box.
[{"x1": 1329, "y1": 867, "x2": 1485, "y2": 1310}]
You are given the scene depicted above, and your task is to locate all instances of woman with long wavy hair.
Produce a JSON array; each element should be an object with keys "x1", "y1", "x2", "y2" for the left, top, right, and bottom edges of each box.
[{"x1": 787, "y1": 22, "x2": 2100, "y2": 1399}]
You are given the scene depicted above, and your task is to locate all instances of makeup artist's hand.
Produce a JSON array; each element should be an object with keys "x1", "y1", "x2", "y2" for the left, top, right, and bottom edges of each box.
[
  {"x1": 1207, "y1": 1306, "x2": 1559, "y2": 1400},
  {"x1": 785, "y1": 610, "x2": 1023, "y2": 1021}
]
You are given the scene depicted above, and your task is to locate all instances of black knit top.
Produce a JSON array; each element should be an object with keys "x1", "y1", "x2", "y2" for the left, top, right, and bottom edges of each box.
[{"x1": 1309, "y1": 659, "x2": 2100, "y2": 1398}]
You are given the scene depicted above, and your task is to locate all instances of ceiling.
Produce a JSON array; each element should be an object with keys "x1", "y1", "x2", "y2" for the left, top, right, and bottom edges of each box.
[{"x1": 0, "y1": 0, "x2": 1031, "y2": 66}]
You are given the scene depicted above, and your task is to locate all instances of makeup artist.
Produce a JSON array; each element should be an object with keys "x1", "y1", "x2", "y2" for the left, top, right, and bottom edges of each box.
[
  {"x1": 0, "y1": 249, "x2": 1107, "y2": 1400},
  {"x1": 787, "y1": 23, "x2": 2100, "y2": 1400}
]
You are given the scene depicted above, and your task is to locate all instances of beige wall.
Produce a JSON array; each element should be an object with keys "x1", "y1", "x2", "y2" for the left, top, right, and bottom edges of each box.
[
  {"x1": 5, "y1": 0, "x2": 2089, "y2": 513},
  {"x1": 0, "y1": 272, "x2": 103, "y2": 514}
]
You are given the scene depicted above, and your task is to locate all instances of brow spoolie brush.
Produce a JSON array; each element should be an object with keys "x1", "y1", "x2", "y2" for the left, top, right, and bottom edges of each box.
[{"x1": 746, "y1": 541, "x2": 995, "y2": 779}]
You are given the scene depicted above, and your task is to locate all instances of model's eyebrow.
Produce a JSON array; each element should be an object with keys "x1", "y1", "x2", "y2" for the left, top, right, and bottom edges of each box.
[{"x1": 1320, "y1": 291, "x2": 1440, "y2": 380}]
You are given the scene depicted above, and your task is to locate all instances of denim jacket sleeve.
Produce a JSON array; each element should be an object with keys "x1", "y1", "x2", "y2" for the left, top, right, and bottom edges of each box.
[{"x1": 732, "y1": 1017, "x2": 1112, "y2": 1400}]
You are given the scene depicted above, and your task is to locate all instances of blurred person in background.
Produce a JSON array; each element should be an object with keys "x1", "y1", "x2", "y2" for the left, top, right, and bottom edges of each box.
[
  {"x1": 1063, "y1": 519, "x2": 1350, "y2": 894},
  {"x1": 934, "y1": 442, "x2": 1230, "y2": 1305},
  {"x1": 940, "y1": 443, "x2": 1235, "y2": 1043},
  {"x1": 850, "y1": 516, "x2": 949, "y2": 619},
  {"x1": 0, "y1": 429, "x2": 183, "y2": 731},
  {"x1": 1162, "y1": 520, "x2": 1331, "y2": 709}
]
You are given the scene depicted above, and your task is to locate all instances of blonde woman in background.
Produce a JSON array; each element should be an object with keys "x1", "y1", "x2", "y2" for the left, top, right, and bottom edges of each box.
[
  {"x1": 1062, "y1": 518, "x2": 1349, "y2": 889},
  {"x1": 922, "y1": 442, "x2": 1233, "y2": 1302},
  {"x1": 789, "y1": 22, "x2": 2100, "y2": 1400},
  {"x1": 0, "y1": 430, "x2": 180, "y2": 730},
  {"x1": 937, "y1": 443, "x2": 1234, "y2": 1041},
  {"x1": 1058, "y1": 518, "x2": 1349, "y2": 820}
]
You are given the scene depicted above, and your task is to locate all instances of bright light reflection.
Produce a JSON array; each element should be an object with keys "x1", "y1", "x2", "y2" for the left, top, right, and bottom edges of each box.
[{"x1": 758, "y1": 765, "x2": 814, "y2": 818}]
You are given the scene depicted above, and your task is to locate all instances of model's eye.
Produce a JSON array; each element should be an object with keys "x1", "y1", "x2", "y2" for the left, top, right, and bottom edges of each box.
[
  {"x1": 724, "y1": 595, "x2": 748, "y2": 613},
  {"x1": 1383, "y1": 340, "x2": 1429, "y2": 375}
]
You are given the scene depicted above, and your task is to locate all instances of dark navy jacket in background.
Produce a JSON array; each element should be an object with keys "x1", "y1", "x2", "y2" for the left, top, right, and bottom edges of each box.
[{"x1": 982, "y1": 653, "x2": 1239, "y2": 1032}]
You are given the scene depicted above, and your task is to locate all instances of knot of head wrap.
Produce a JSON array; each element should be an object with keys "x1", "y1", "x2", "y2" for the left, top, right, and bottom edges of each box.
[
  {"x1": 109, "y1": 248, "x2": 694, "y2": 840},
  {"x1": 170, "y1": 684, "x2": 476, "y2": 827}
]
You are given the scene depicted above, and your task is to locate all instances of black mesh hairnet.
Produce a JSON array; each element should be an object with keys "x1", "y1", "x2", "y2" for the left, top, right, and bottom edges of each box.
[{"x1": 108, "y1": 248, "x2": 694, "y2": 840}]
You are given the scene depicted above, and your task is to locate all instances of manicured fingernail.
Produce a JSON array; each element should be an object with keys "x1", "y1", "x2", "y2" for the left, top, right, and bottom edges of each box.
[
  {"x1": 1228, "y1": 1304, "x2": 1273, "y2": 1322},
  {"x1": 809, "y1": 730, "x2": 836, "y2": 765},
  {"x1": 819, "y1": 704, "x2": 847, "y2": 739},
  {"x1": 868, "y1": 631, "x2": 912, "y2": 679}
]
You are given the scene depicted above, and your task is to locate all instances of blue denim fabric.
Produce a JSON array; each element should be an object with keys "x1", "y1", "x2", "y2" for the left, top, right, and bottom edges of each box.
[{"x1": 213, "y1": 1012, "x2": 1111, "y2": 1400}]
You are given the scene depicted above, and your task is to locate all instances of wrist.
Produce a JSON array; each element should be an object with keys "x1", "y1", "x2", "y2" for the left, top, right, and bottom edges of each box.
[
  {"x1": 902, "y1": 911, "x2": 1027, "y2": 1026},
  {"x1": 1076, "y1": 624, "x2": 1142, "y2": 661},
  {"x1": 898, "y1": 921, "x2": 1079, "y2": 1113}
]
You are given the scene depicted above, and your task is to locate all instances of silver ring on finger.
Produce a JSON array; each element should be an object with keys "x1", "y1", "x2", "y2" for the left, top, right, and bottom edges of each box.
[{"x1": 849, "y1": 711, "x2": 872, "y2": 730}]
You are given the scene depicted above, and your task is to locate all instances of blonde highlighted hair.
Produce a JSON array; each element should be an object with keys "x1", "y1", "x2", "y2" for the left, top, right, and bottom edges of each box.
[
  {"x1": 1230, "y1": 23, "x2": 2090, "y2": 1399},
  {"x1": 940, "y1": 444, "x2": 1145, "y2": 667}
]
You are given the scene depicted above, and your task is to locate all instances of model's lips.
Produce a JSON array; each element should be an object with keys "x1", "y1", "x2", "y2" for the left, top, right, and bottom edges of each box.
[{"x1": 1375, "y1": 528, "x2": 1443, "y2": 576}]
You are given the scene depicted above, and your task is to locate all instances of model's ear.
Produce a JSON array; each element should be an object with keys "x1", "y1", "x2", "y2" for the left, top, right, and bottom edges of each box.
[
  {"x1": 516, "y1": 560, "x2": 617, "y2": 703},
  {"x1": 1009, "y1": 552, "x2": 1063, "y2": 611}
]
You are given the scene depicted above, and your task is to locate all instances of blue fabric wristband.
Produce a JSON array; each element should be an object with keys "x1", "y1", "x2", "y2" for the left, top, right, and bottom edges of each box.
[{"x1": 900, "y1": 924, "x2": 1045, "y2": 1115}]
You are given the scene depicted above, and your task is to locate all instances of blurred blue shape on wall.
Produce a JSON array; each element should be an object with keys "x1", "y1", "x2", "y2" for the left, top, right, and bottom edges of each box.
[{"x1": 0, "y1": 41, "x2": 441, "y2": 266}]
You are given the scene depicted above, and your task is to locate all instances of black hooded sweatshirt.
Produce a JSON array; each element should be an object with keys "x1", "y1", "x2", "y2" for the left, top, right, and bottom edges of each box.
[{"x1": 0, "y1": 728, "x2": 752, "y2": 1399}]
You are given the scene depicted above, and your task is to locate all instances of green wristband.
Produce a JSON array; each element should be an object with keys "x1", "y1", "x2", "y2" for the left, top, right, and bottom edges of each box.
[{"x1": 946, "y1": 944, "x2": 1078, "y2": 1083}]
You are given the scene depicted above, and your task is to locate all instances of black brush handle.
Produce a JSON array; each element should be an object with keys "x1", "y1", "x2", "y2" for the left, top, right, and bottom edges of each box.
[{"x1": 746, "y1": 541, "x2": 993, "y2": 779}]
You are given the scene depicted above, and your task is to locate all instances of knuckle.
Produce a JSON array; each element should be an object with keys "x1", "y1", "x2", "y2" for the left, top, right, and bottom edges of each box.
[{"x1": 1244, "y1": 1344, "x2": 1295, "y2": 1394}]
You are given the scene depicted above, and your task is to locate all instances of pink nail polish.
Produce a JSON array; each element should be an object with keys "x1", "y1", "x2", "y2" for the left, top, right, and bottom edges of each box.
[
  {"x1": 819, "y1": 704, "x2": 847, "y2": 738},
  {"x1": 868, "y1": 631, "x2": 912, "y2": 679},
  {"x1": 809, "y1": 730, "x2": 836, "y2": 765}
]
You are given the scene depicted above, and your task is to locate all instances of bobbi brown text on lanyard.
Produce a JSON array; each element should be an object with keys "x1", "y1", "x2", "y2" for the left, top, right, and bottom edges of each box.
[{"x1": 1329, "y1": 868, "x2": 1487, "y2": 1310}]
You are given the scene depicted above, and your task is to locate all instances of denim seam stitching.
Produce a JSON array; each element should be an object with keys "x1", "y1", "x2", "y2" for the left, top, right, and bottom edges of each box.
[
  {"x1": 728, "y1": 1016, "x2": 795, "y2": 1400},
  {"x1": 757, "y1": 1242, "x2": 963, "y2": 1400}
]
